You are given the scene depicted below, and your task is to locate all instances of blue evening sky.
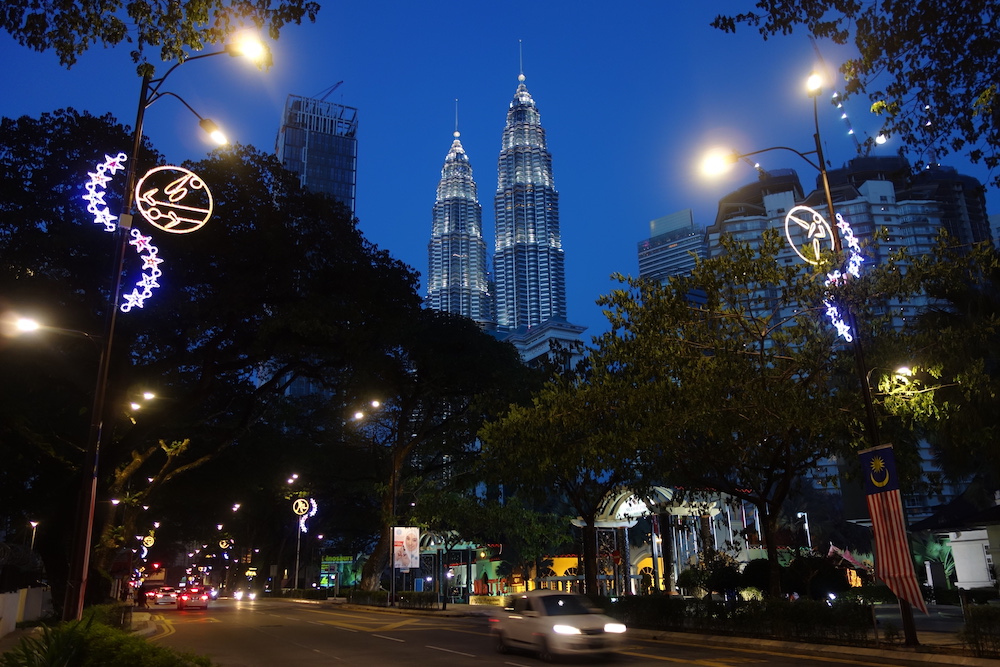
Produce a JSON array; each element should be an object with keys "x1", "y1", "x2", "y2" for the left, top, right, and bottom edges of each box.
[{"x1": 2, "y1": 1, "x2": 994, "y2": 339}]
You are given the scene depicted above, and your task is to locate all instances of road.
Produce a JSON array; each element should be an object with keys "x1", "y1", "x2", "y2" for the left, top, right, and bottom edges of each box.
[{"x1": 149, "y1": 598, "x2": 961, "y2": 666}]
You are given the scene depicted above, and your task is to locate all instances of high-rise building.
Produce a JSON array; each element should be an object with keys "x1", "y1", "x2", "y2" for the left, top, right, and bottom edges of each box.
[
  {"x1": 426, "y1": 131, "x2": 493, "y2": 327},
  {"x1": 637, "y1": 209, "x2": 705, "y2": 284},
  {"x1": 680, "y1": 155, "x2": 991, "y2": 523},
  {"x1": 275, "y1": 93, "x2": 358, "y2": 212},
  {"x1": 493, "y1": 73, "x2": 566, "y2": 331},
  {"x1": 491, "y1": 73, "x2": 585, "y2": 366}
]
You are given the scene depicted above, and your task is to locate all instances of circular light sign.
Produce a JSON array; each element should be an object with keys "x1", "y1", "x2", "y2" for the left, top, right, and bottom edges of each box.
[
  {"x1": 292, "y1": 498, "x2": 310, "y2": 516},
  {"x1": 135, "y1": 166, "x2": 214, "y2": 234},
  {"x1": 142, "y1": 536, "x2": 155, "y2": 548},
  {"x1": 784, "y1": 205, "x2": 834, "y2": 265}
]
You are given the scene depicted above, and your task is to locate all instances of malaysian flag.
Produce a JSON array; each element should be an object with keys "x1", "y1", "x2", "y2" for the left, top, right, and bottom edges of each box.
[{"x1": 859, "y1": 444, "x2": 928, "y2": 614}]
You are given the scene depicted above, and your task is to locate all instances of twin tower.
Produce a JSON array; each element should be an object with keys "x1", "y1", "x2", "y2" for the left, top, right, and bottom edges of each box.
[{"x1": 426, "y1": 73, "x2": 584, "y2": 359}]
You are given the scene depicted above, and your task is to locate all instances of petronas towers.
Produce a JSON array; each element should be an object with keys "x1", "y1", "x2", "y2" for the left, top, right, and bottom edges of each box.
[{"x1": 427, "y1": 72, "x2": 581, "y2": 355}]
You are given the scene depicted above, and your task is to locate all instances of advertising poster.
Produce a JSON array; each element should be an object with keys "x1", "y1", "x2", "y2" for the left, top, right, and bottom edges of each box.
[{"x1": 392, "y1": 526, "x2": 420, "y2": 570}]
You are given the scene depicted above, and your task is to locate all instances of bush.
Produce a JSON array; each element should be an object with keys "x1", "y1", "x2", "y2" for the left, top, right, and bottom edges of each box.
[
  {"x1": 960, "y1": 604, "x2": 1000, "y2": 658},
  {"x1": 398, "y1": 592, "x2": 437, "y2": 609},
  {"x1": 0, "y1": 619, "x2": 212, "y2": 667},
  {"x1": 347, "y1": 589, "x2": 389, "y2": 606}
]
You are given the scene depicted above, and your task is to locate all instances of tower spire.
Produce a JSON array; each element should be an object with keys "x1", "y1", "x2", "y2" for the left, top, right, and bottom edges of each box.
[
  {"x1": 454, "y1": 98, "x2": 460, "y2": 138},
  {"x1": 518, "y1": 39, "x2": 524, "y2": 82}
]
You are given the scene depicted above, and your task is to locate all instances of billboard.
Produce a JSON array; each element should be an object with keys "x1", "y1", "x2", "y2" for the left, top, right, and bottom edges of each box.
[{"x1": 392, "y1": 526, "x2": 420, "y2": 570}]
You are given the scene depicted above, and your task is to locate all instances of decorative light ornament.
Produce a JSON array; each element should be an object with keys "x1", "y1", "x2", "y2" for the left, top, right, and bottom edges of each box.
[
  {"x1": 784, "y1": 205, "x2": 834, "y2": 265},
  {"x1": 82, "y1": 153, "x2": 127, "y2": 233},
  {"x1": 783, "y1": 206, "x2": 864, "y2": 342},
  {"x1": 135, "y1": 166, "x2": 214, "y2": 234},
  {"x1": 119, "y1": 228, "x2": 163, "y2": 312},
  {"x1": 298, "y1": 498, "x2": 318, "y2": 534}
]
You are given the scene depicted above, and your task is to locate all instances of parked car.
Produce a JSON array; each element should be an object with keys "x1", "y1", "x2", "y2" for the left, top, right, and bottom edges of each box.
[
  {"x1": 489, "y1": 590, "x2": 627, "y2": 660},
  {"x1": 153, "y1": 586, "x2": 178, "y2": 605},
  {"x1": 177, "y1": 585, "x2": 211, "y2": 610}
]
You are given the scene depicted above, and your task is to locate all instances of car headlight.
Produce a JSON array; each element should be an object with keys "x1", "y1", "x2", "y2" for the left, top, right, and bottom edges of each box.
[
  {"x1": 234, "y1": 591, "x2": 244, "y2": 600},
  {"x1": 552, "y1": 625, "x2": 581, "y2": 635},
  {"x1": 604, "y1": 623, "x2": 627, "y2": 634},
  {"x1": 248, "y1": 592, "x2": 257, "y2": 600}
]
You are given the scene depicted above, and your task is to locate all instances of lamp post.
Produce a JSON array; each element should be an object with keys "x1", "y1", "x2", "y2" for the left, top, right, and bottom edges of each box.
[
  {"x1": 796, "y1": 512, "x2": 812, "y2": 550},
  {"x1": 701, "y1": 73, "x2": 917, "y2": 646},
  {"x1": 29, "y1": 521, "x2": 39, "y2": 551},
  {"x1": 62, "y1": 39, "x2": 263, "y2": 623}
]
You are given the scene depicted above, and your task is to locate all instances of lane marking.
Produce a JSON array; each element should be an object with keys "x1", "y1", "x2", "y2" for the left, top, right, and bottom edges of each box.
[
  {"x1": 373, "y1": 634, "x2": 405, "y2": 643},
  {"x1": 426, "y1": 645, "x2": 476, "y2": 657},
  {"x1": 631, "y1": 637, "x2": 899, "y2": 667}
]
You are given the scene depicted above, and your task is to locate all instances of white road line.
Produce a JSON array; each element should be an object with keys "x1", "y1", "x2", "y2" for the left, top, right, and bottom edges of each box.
[
  {"x1": 425, "y1": 645, "x2": 476, "y2": 657},
  {"x1": 373, "y1": 634, "x2": 405, "y2": 643}
]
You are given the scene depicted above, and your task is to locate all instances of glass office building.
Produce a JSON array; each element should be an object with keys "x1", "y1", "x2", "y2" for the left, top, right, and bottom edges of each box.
[{"x1": 276, "y1": 94, "x2": 358, "y2": 212}]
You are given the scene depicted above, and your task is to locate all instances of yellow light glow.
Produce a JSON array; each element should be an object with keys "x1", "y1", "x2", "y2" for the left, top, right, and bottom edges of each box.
[
  {"x1": 806, "y1": 73, "x2": 823, "y2": 94},
  {"x1": 229, "y1": 35, "x2": 266, "y2": 63},
  {"x1": 701, "y1": 150, "x2": 737, "y2": 177},
  {"x1": 16, "y1": 318, "x2": 40, "y2": 332}
]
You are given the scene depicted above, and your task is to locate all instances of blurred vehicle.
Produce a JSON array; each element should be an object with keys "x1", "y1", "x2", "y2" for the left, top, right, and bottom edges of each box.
[
  {"x1": 208, "y1": 587, "x2": 219, "y2": 599},
  {"x1": 153, "y1": 586, "x2": 178, "y2": 605},
  {"x1": 489, "y1": 590, "x2": 626, "y2": 660},
  {"x1": 177, "y1": 585, "x2": 211, "y2": 610}
]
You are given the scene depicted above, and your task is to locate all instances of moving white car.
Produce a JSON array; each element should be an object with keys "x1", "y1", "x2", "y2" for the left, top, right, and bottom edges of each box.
[{"x1": 490, "y1": 590, "x2": 627, "y2": 660}]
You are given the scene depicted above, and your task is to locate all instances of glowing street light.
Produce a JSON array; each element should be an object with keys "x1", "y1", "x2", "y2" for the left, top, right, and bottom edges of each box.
[
  {"x1": 29, "y1": 521, "x2": 39, "y2": 551},
  {"x1": 62, "y1": 36, "x2": 267, "y2": 623}
]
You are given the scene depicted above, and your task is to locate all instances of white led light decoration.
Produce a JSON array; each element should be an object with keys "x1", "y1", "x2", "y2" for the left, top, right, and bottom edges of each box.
[
  {"x1": 119, "y1": 228, "x2": 163, "y2": 312},
  {"x1": 298, "y1": 498, "x2": 318, "y2": 534},
  {"x1": 135, "y1": 165, "x2": 214, "y2": 234},
  {"x1": 783, "y1": 207, "x2": 864, "y2": 342},
  {"x1": 82, "y1": 153, "x2": 128, "y2": 233},
  {"x1": 784, "y1": 205, "x2": 834, "y2": 265}
]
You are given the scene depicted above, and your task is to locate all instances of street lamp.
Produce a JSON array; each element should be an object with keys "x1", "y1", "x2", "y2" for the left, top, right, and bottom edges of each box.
[
  {"x1": 29, "y1": 521, "x2": 39, "y2": 551},
  {"x1": 62, "y1": 37, "x2": 265, "y2": 623},
  {"x1": 700, "y1": 71, "x2": 916, "y2": 645},
  {"x1": 796, "y1": 512, "x2": 812, "y2": 550}
]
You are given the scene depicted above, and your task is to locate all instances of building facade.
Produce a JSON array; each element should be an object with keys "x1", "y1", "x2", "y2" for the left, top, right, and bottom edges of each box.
[
  {"x1": 637, "y1": 209, "x2": 705, "y2": 284},
  {"x1": 493, "y1": 74, "x2": 567, "y2": 332},
  {"x1": 276, "y1": 94, "x2": 358, "y2": 212},
  {"x1": 426, "y1": 132, "x2": 494, "y2": 328}
]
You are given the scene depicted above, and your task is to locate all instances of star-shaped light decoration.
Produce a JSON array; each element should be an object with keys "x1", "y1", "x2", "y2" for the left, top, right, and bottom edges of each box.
[
  {"x1": 82, "y1": 153, "x2": 127, "y2": 234},
  {"x1": 119, "y1": 227, "x2": 164, "y2": 313}
]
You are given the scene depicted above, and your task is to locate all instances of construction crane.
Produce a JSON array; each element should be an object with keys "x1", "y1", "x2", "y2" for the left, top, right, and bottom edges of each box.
[{"x1": 314, "y1": 81, "x2": 344, "y2": 102}]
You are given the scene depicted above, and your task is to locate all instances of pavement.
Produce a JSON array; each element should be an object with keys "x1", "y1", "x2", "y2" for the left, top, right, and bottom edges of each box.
[{"x1": 1, "y1": 600, "x2": 993, "y2": 666}]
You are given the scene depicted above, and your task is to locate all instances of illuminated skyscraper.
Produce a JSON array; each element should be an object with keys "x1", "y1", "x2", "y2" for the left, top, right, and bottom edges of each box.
[
  {"x1": 493, "y1": 73, "x2": 566, "y2": 331},
  {"x1": 426, "y1": 131, "x2": 493, "y2": 327},
  {"x1": 276, "y1": 92, "x2": 358, "y2": 212}
]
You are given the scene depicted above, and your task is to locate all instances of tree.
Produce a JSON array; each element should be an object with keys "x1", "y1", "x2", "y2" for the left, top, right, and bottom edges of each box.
[
  {"x1": 1, "y1": 0, "x2": 319, "y2": 70},
  {"x1": 870, "y1": 236, "x2": 1000, "y2": 486},
  {"x1": 353, "y1": 309, "x2": 535, "y2": 591},
  {"x1": 712, "y1": 0, "x2": 1000, "y2": 187},
  {"x1": 480, "y1": 368, "x2": 644, "y2": 597},
  {"x1": 0, "y1": 109, "x2": 423, "y2": 606},
  {"x1": 595, "y1": 230, "x2": 860, "y2": 597}
]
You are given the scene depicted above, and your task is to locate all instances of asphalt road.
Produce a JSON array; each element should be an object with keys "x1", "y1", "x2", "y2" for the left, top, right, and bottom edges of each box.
[{"x1": 148, "y1": 598, "x2": 973, "y2": 666}]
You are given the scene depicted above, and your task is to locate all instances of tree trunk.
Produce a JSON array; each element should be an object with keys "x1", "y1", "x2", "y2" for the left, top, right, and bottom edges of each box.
[
  {"x1": 360, "y1": 525, "x2": 390, "y2": 591},
  {"x1": 758, "y1": 504, "x2": 783, "y2": 598}
]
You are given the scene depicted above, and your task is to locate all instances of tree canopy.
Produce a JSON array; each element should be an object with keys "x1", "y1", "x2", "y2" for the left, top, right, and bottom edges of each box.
[
  {"x1": 713, "y1": 0, "x2": 1000, "y2": 186},
  {"x1": 594, "y1": 231, "x2": 862, "y2": 596},
  {"x1": 1, "y1": 0, "x2": 319, "y2": 70}
]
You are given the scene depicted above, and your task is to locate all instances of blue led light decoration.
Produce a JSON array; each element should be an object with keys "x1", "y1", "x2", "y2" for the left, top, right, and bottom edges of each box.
[{"x1": 784, "y1": 205, "x2": 864, "y2": 341}]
